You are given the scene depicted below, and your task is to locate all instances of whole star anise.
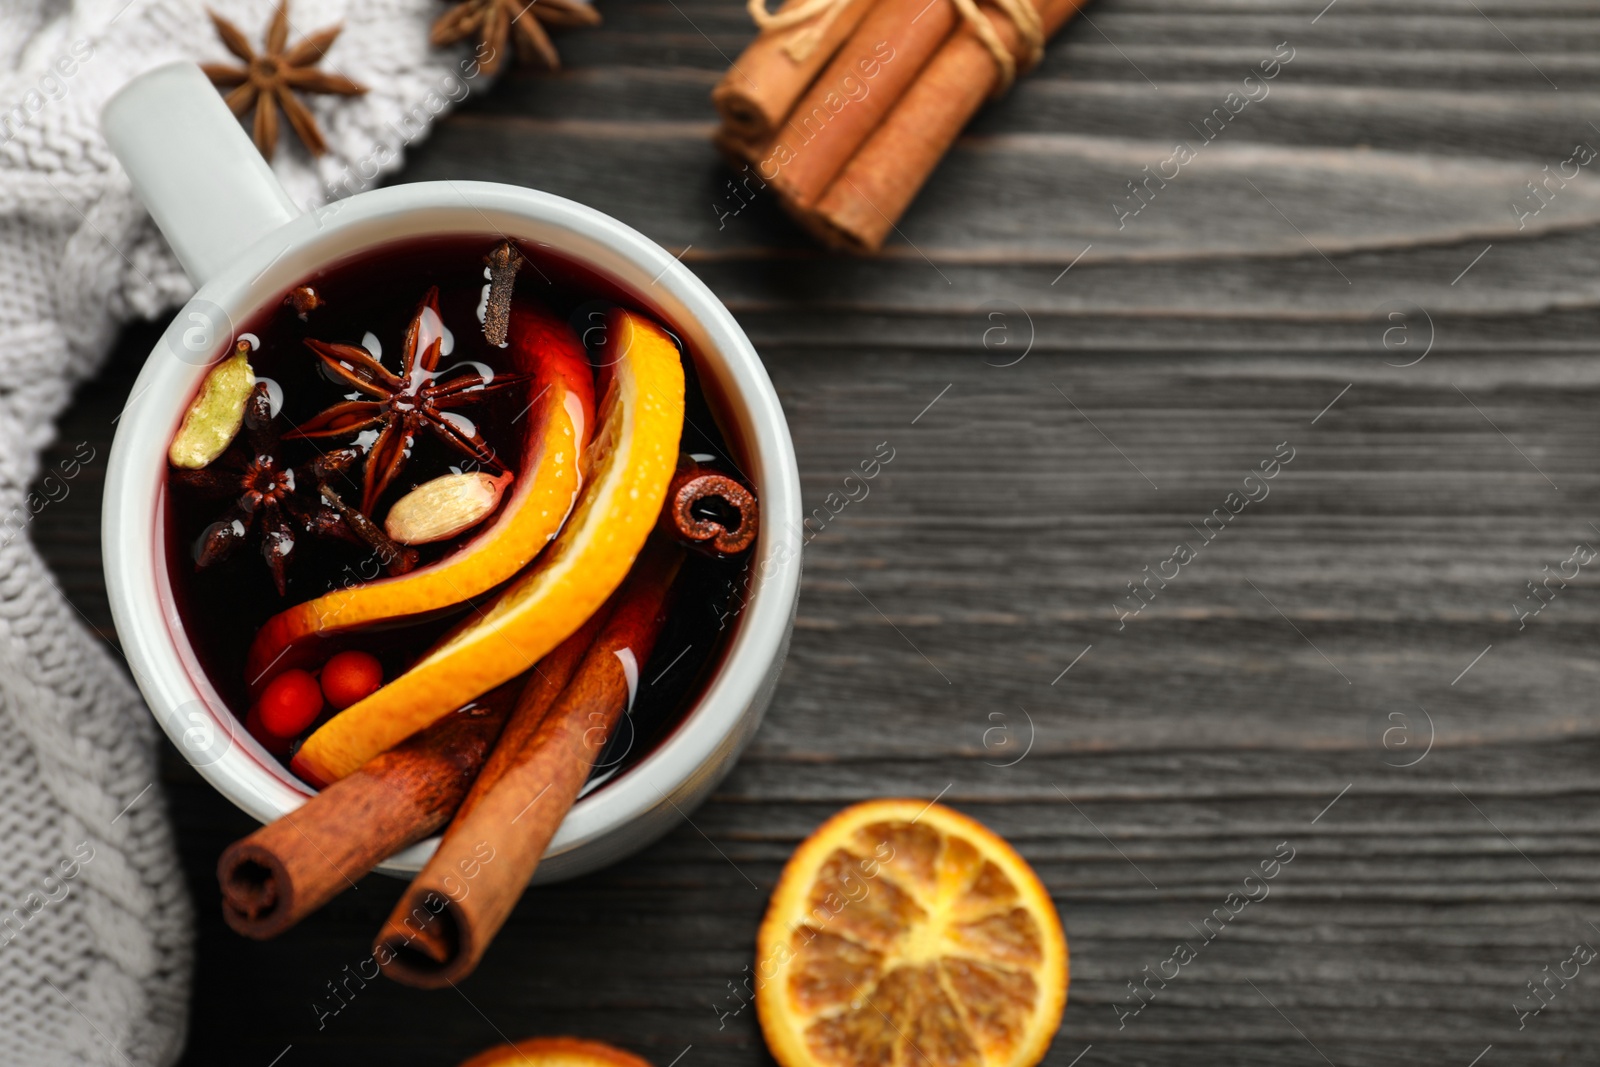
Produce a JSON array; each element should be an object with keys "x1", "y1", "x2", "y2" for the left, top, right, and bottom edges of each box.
[
  {"x1": 172, "y1": 383, "x2": 415, "y2": 595},
  {"x1": 202, "y1": 1, "x2": 368, "y2": 160},
  {"x1": 432, "y1": 0, "x2": 600, "y2": 76},
  {"x1": 288, "y1": 288, "x2": 528, "y2": 515}
]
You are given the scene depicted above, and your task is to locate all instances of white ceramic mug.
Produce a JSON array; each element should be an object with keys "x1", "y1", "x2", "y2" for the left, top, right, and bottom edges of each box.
[{"x1": 99, "y1": 62, "x2": 801, "y2": 880}]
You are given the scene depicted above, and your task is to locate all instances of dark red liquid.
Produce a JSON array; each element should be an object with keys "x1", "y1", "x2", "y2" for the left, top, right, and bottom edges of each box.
[{"x1": 164, "y1": 234, "x2": 752, "y2": 787}]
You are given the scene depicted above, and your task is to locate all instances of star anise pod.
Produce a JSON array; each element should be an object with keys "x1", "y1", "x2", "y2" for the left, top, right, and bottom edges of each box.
[
  {"x1": 432, "y1": 0, "x2": 600, "y2": 76},
  {"x1": 171, "y1": 383, "x2": 415, "y2": 595},
  {"x1": 288, "y1": 288, "x2": 529, "y2": 515},
  {"x1": 202, "y1": 1, "x2": 367, "y2": 160}
]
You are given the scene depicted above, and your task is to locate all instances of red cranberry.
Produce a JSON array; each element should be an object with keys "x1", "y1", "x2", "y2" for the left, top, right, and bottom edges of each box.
[
  {"x1": 320, "y1": 650, "x2": 383, "y2": 709},
  {"x1": 257, "y1": 669, "x2": 324, "y2": 737}
]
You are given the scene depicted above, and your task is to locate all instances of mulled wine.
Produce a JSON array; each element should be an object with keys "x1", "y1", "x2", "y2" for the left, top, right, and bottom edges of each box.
[{"x1": 164, "y1": 234, "x2": 753, "y2": 789}]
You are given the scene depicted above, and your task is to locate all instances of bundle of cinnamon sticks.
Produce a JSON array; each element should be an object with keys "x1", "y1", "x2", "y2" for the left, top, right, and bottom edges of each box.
[
  {"x1": 217, "y1": 463, "x2": 758, "y2": 986},
  {"x1": 712, "y1": 0, "x2": 1090, "y2": 252}
]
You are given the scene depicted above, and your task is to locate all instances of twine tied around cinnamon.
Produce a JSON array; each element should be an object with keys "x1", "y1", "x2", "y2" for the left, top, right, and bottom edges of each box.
[{"x1": 746, "y1": 0, "x2": 1044, "y2": 90}]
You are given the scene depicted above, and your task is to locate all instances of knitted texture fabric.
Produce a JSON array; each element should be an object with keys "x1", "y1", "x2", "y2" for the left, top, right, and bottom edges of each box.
[{"x1": 0, "y1": 0, "x2": 474, "y2": 1060}]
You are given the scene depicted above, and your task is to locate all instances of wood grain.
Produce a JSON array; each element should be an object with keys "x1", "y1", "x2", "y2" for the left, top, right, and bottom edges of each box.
[{"x1": 26, "y1": 0, "x2": 1600, "y2": 1062}]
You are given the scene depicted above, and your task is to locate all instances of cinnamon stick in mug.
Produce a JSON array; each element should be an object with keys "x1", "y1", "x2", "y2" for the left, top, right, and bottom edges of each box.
[
  {"x1": 655, "y1": 460, "x2": 759, "y2": 557},
  {"x1": 756, "y1": 0, "x2": 959, "y2": 209},
  {"x1": 374, "y1": 541, "x2": 684, "y2": 988},
  {"x1": 712, "y1": 0, "x2": 876, "y2": 143},
  {"x1": 216, "y1": 685, "x2": 519, "y2": 940},
  {"x1": 803, "y1": 0, "x2": 1089, "y2": 252}
]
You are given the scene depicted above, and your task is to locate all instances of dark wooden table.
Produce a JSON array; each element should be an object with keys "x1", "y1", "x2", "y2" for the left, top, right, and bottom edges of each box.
[{"x1": 37, "y1": 0, "x2": 1600, "y2": 1063}]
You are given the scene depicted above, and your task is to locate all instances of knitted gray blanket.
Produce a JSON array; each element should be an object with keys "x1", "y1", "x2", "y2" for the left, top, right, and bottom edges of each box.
[{"x1": 0, "y1": 0, "x2": 468, "y2": 1060}]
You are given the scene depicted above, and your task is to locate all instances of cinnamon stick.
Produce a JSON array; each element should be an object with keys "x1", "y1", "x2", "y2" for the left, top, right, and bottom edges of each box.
[
  {"x1": 712, "y1": 0, "x2": 877, "y2": 144},
  {"x1": 374, "y1": 541, "x2": 685, "y2": 987},
  {"x1": 802, "y1": 0, "x2": 1088, "y2": 252},
  {"x1": 755, "y1": 0, "x2": 960, "y2": 209},
  {"x1": 216, "y1": 685, "x2": 518, "y2": 940},
  {"x1": 656, "y1": 461, "x2": 759, "y2": 557}
]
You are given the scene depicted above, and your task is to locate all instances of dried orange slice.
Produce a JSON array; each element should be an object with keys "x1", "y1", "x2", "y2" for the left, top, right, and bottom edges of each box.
[
  {"x1": 292, "y1": 309, "x2": 684, "y2": 784},
  {"x1": 458, "y1": 1037, "x2": 652, "y2": 1067},
  {"x1": 756, "y1": 800, "x2": 1067, "y2": 1067},
  {"x1": 244, "y1": 300, "x2": 595, "y2": 686}
]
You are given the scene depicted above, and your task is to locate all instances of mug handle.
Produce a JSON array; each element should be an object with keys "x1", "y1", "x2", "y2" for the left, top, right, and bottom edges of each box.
[{"x1": 102, "y1": 62, "x2": 303, "y2": 287}]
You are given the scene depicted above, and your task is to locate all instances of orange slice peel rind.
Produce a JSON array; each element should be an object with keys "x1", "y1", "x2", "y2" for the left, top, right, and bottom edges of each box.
[
  {"x1": 291, "y1": 309, "x2": 686, "y2": 784},
  {"x1": 457, "y1": 1036, "x2": 653, "y2": 1067},
  {"x1": 756, "y1": 799, "x2": 1068, "y2": 1067}
]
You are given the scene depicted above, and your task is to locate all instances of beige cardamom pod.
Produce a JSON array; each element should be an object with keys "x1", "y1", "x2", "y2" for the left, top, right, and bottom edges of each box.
[
  {"x1": 168, "y1": 342, "x2": 255, "y2": 469},
  {"x1": 384, "y1": 471, "x2": 513, "y2": 545}
]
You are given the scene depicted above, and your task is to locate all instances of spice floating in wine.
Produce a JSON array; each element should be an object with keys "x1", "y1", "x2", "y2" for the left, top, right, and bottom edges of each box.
[
  {"x1": 288, "y1": 286, "x2": 527, "y2": 514},
  {"x1": 657, "y1": 459, "x2": 760, "y2": 557},
  {"x1": 167, "y1": 341, "x2": 254, "y2": 470},
  {"x1": 170, "y1": 382, "x2": 367, "y2": 596}
]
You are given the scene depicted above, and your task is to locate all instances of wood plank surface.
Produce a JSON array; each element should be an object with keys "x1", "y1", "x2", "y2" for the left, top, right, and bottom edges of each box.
[{"x1": 29, "y1": 0, "x2": 1600, "y2": 1063}]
